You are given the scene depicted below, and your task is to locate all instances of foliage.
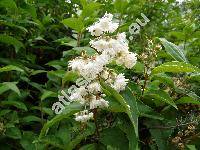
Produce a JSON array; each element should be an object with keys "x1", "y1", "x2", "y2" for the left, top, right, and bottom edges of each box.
[{"x1": 0, "y1": 0, "x2": 199, "y2": 150}]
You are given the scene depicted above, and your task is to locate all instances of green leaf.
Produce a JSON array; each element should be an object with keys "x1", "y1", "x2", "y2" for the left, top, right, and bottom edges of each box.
[
  {"x1": 0, "y1": 84, "x2": 10, "y2": 95},
  {"x1": 100, "y1": 80, "x2": 130, "y2": 111},
  {"x1": 66, "y1": 123, "x2": 95, "y2": 150},
  {"x1": 159, "y1": 38, "x2": 187, "y2": 62},
  {"x1": 62, "y1": 18, "x2": 84, "y2": 32},
  {"x1": 21, "y1": 116, "x2": 41, "y2": 123},
  {"x1": 145, "y1": 90, "x2": 177, "y2": 109},
  {"x1": 46, "y1": 60, "x2": 67, "y2": 69},
  {"x1": 47, "y1": 70, "x2": 65, "y2": 79},
  {"x1": 40, "y1": 135, "x2": 65, "y2": 149},
  {"x1": 186, "y1": 145, "x2": 197, "y2": 150},
  {"x1": 1, "y1": 21, "x2": 28, "y2": 33},
  {"x1": 30, "y1": 70, "x2": 46, "y2": 76},
  {"x1": 105, "y1": 96, "x2": 126, "y2": 112},
  {"x1": 21, "y1": 4, "x2": 37, "y2": 18},
  {"x1": 121, "y1": 87, "x2": 139, "y2": 138},
  {"x1": 152, "y1": 61, "x2": 200, "y2": 75},
  {"x1": 80, "y1": 0, "x2": 87, "y2": 7},
  {"x1": 114, "y1": 0, "x2": 128, "y2": 13},
  {"x1": 41, "y1": 90, "x2": 57, "y2": 101},
  {"x1": 80, "y1": 144, "x2": 97, "y2": 150},
  {"x1": 0, "y1": 65, "x2": 24, "y2": 72},
  {"x1": 128, "y1": 81, "x2": 142, "y2": 97},
  {"x1": 137, "y1": 100, "x2": 163, "y2": 120},
  {"x1": 100, "y1": 127, "x2": 129, "y2": 150},
  {"x1": 100, "y1": 80, "x2": 138, "y2": 138},
  {"x1": 168, "y1": 31, "x2": 185, "y2": 40},
  {"x1": 0, "y1": 82, "x2": 21, "y2": 96},
  {"x1": 176, "y1": 97, "x2": 200, "y2": 105},
  {"x1": 1, "y1": 100, "x2": 27, "y2": 111},
  {"x1": 117, "y1": 115, "x2": 138, "y2": 150},
  {"x1": 72, "y1": 47, "x2": 96, "y2": 56},
  {"x1": 5, "y1": 126, "x2": 21, "y2": 139},
  {"x1": 62, "y1": 71, "x2": 79, "y2": 84},
  {"x1": 55, "y1": 126, "x2": 71, "y2": 147},
  {"x1": 31, "y1": 106, "x2": 53, "y2": 116},
  {"x1": 0, "y1": 0, "x2": 17, "y2": 12},
  {"x1": 0, "y1": 109, "x2": 11, "y2": 117},
  {"x1": 20, "y1": 131, "x2": 45, "y2": 150},
  {"x1": 39, "y1": 102, "x2": 82, "y2": 139},
  {"x1": 0, "y1": 34, "x2": 25, "y2": 53},
  {"x1": 81, "y1": 2, "x2": 101, "y2": 18},
  {"x1": 147, "y1": 120, "x2": 173, "y2": 150},
  {"x1": 151, "y1": 73, "x2": 174, "y2": 87}
]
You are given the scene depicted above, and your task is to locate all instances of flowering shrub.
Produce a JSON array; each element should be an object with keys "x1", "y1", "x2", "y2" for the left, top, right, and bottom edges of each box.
[{"x1": 67, "y1": 13, "x2": 137, "y2": 122}]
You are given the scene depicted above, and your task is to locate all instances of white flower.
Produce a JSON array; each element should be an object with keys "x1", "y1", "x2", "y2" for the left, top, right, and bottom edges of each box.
[
  {"x1": 124, "y1": 52, "x2": 137, "y2": 69},
  {"x1": 95, "y1": 54, "x2": 110, "y2": 66},
  {"x1": 69, "y1": 92, "x2": 81, "y2": 101},
  {"x1": 75, "y1": 110, "x2": 93, "y2": 122},
  {"x1": 112, "y1": 73, "x2": 129, "y2": 92},
  {"x1": 90, "y1": 98, "x2": 109, "y2": 109},
  {"x1": 80, "y1": 60, "x2": 100, "y2": 80},
  {"x1": 69, "y1": 86, "x2": 87, "y2": 104},
  {"x1": 87, "y1": 82, "x2": 101, "y2": 93},
  {"x1": 90, "y1": 39, "x2": 108, "y2": 52},
  {"x1": 99, "y1": 16, "x2": 111, "y2": 32},
  {"x1": 117, "y1": 32, "x2": 126, "y2": 42},
  {"x1": 87, "y1": 13, "x2": 119, "y2": 36},
  {"x1": 68, "y1": 58, "x2": 85, "y2": 71},
  {"x1": 108, "y1": 22, "x2": 119, "y2": 33},
  {"x1": 115, "y1": 52, "x2": 126, "y2": 66},
  {"x1": 100, "y1": 69, "x2": 109, "y2": 80},
  {"x1": 115, "y1": 51, "x2": 137, "y2": 69},
  {"x1": 87, "y1": 24, "x2": 103, "y2": 36},
  {"x1": 78, "y1": 86, "x2": 88, "y2": 96},
  {"x1": 98, "y1": 98, "x2": 109, "y2": 108}
]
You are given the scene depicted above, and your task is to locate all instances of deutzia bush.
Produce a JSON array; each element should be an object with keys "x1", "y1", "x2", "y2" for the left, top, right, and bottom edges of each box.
[{"x1": 68, "y1": 13, "x2": 137, "y2": 122}]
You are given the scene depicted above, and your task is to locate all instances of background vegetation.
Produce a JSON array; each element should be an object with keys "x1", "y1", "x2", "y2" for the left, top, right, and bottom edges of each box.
[{"x1": 0, "y1": 0, "x2": 199, "y2": 149}]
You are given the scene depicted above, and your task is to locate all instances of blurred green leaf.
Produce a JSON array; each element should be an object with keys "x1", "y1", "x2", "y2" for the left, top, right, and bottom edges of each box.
[
  {"x1": 21, "y1": 116, "x2": 41, "y2": 123},
  {"x1": 0, "y1": 34, "x2": 25, "y2": 53},
  {"x1": 1, "y1": 82, "x2": 21, "y2": 96},
  {"x1": 41, "y1": 90, "x2": 57, "y2": 101},
  {"x1": 1, "y1": 100, "x2": 27, "y2": 111},
  {"x1": 114, "y1": 0, "x2": 128, "y2": 13},
  {"x1": 0, "y1": 65, "x2": 24, "y2": 73},
  {"x1": 39, "y1": 102, "x2": 82, "y2": 139},
  {"x1": 0, "y1": 0, "x2": 17, "y2": 12},
  {"x1": 5, "y1": 126, "x2": 21, "y2": 139},
  {"x1": 145, "y1": 90, "x2": 177, "y2": 109},
  {"x1": 187, "y1": 145, "x2": 197, "y2": 150},
  {"x1": 152, "y1": 61, "x2": 199, "y2": 74},
  {"x1": 62, "y1": 18, "x2": 84, "y2": 32},
  {"x1": 159, "y1": 38, "x2": 187, "y2": 62},
  {"x1": 66, "y1": 123, "x2": 95, "y2": 150},
  {"x1": 100, "y1": 127, "x2": 129, "y2": 150},
  {"x1": 100, "y1": 80, "x2": 139, "y2": 138},
  {"x1": 176, "y1": 97, "x2": 200, "y2": 105},
  {"x1": 151, "y1": 73, "x2": 174, "y2": 87},
  {"x1": 81, "y1": 2, "x2": 101, "y2": 18},
  {"x1": 62, "y1": 71, "x2": 79, "y2": 84}
]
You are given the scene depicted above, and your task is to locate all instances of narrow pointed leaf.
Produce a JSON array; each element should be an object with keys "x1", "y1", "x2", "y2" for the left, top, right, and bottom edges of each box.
[{"x1": 152, "y1": 61, "x2": 199, "y2": 75}]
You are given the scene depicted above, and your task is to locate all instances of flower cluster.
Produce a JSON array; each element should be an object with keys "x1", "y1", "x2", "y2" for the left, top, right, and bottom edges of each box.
[
  {"x1": 68, "y1": 13, "x2": 137, "y2": 122},
  {"x1": 87, "y1": 13, "x2": 119, "y2": 36}
]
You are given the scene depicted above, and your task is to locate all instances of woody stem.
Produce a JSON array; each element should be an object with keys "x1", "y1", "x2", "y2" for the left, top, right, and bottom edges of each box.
[{"x1": 93, "y1": 108, "x2": 100, "y2": 138}]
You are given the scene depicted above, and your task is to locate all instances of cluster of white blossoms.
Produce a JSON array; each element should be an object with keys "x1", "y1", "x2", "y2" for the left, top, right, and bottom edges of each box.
[
  {"x1": 74, "y1": 110, "x2": 93, "y2": 122},
  {"x1": 68, "y1": 13, "x2": 137, "y2": 122},
  {"x1": 87, "y1": 13, "x2": 119, "y2": 36}
]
